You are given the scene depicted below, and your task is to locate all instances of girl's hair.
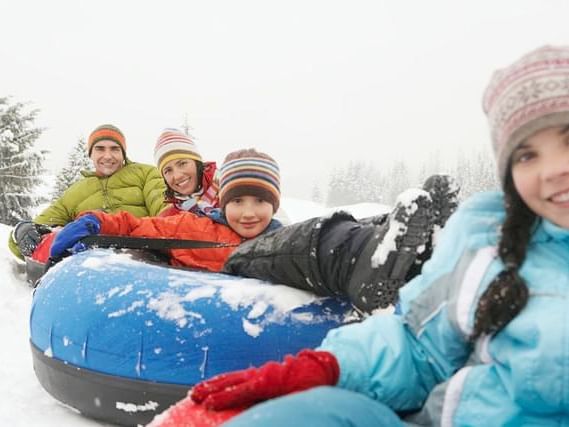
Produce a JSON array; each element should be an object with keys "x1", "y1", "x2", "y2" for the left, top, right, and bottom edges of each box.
[
  {"x1": 471, "y1": 171, "x2": 536, "y2": 340},
  {"x1": 164, "y1": 160, "x2": 204, "y2": 202}
]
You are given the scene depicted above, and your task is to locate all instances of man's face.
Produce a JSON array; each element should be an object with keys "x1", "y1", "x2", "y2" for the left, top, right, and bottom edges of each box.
[{"x1": 90, "y1": 140, "x2": 124, "y2": 176}]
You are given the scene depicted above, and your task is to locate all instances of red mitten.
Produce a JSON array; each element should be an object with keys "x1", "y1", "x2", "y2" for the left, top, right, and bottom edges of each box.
[
  {"x1": 191, "y1": 349, "x2": 339, "y2": 410},
  {"x1": 148, "y1": 395, "x2": 241, "y2": 427}
]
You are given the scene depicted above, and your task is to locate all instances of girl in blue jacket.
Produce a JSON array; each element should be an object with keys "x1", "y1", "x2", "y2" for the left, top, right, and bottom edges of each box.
[{"x1": 152, "y1": 45, "x2": 569, "y2": 427}]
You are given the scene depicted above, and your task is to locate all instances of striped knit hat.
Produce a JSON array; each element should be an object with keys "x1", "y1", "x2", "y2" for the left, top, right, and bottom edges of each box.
[
  {"x1": 483, "y1": 45, "x2": 569, "y2": 186},
  {"x1": 219, "y1": 148, "x2": 280, "y2": 212},
  {"x1": 88, "y1": 124, "x2": 126, "y2": 156},
  {"x1": 154, "y1": 128, "x2": 203, "y2": 174}
]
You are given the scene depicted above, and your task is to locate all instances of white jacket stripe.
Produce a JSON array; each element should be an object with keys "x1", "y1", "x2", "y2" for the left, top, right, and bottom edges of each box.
[
  {"x1": 441, "y1": 366, "x2": 472, "y2": 427},
  {"x1": 455, "y1": 246, "x2": 496, "y2": 335}
]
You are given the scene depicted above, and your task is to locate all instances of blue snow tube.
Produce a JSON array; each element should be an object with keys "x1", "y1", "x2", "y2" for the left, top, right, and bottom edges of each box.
[{"x1": 30, "y1": 249, "x2": 352, "y2": 426}]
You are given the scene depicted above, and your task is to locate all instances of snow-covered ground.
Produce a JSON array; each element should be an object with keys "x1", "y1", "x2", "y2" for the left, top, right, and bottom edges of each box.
[
  {"x1": 276, "y1": 197, "x2": 389, "y2": 225},
  {"x1": 0, "y1": 224, "x2": 112, "y2": 426},
  {"x1": 0, "y1": 199, "x2": 388, "y2": 426}
]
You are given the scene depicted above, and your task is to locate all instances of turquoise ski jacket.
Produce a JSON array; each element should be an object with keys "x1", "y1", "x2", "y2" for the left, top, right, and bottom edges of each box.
[{"x1": 320, "y1": 191, "x2": 569, "y2": 426}]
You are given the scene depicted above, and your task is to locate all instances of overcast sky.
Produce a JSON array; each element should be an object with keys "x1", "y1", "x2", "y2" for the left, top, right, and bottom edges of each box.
[{"x1": 1, "y1": 0, "x2": 568, "y2": 198}]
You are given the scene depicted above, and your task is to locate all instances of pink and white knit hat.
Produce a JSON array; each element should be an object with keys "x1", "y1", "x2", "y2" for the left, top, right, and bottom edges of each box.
[
  {"x1": 483, "y1": 45, "x2": 569, "y2": 186},
  {"x1": 154, "y1": 128, "x2": 202, "y2": 174}
]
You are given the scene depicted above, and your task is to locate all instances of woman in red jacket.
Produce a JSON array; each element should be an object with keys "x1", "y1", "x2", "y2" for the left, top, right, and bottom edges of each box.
[
  {"x1": 51, "y1": 148, "x2": 282, "y2": 272},
  {"x1": 154, "y1": 128, "x2": 220, "y2": 217}
]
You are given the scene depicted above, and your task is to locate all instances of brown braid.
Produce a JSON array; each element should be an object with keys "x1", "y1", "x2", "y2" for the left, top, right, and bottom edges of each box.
[{"x1": 470, "y1": 172, "x2": 536, "y2": 341}]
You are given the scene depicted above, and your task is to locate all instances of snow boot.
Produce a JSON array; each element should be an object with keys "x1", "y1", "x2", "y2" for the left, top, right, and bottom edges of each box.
[
  {"x1": 422, "y1": 174, "x2": 460, "y2": 229},
  {"x1": 346, "y1": 190, "x2": 434, "y2": 313},
  {"x1": 404, "y1": 174, "x2": 461, "y2": 281}
]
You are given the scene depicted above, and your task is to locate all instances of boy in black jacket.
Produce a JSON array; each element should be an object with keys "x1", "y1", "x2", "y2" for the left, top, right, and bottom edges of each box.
[
  {"x1": 53, "y1": 150, "x2": 458, "y2": 314},
  {"x1": 223, "y1": 175, "x2": 459, "y2": 313}
]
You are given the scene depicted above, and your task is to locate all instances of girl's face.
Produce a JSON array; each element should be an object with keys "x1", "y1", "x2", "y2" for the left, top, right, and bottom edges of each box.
[
  {"x1": 162, "y1": 158, "x2": 199, "y2": 196},
  {"x1": 511, "y1": 125, "x2": 569, "y2": 228},
  {"x1": 225, "y1": 195, "x2": 274, "y2": 239},
  {"x1": 90, "y1": 140, "x2": 124, "y2": 176}
]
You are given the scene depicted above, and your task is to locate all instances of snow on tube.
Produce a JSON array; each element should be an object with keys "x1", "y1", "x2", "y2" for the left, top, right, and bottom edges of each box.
[{"x1": 30, "y1": 249, "x2": 354, "y2": 426}]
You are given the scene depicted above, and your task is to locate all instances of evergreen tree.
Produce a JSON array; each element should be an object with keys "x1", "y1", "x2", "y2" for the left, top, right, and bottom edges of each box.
[
  {"x1": 326, "y1": 166, "x2": 347, "y2": 207},
  {"x1": 386, "y1": 160, "x2": 410, "y2": 204},
  {"x1": 51, "y1": 138, "x2": 92, "y2": 199},
  {"x1": 453, "y1": 148, "x2": 499, "y2": 199},
  {"x1": 416, "y1": 150, "x2": 443, "y2": 186},
  {"x1": 342, "y1": 161, "x2": 361, "y2": 205},
  {"x1": 323, "y1": 149, "x2": 497, "y2": 209},
  {"x1": 311, "y1": 182, "x2": 323, "y2": 204},
  {"x1": 0, "y1": 97, "x2": 46, "y2": 225},
  {"x1": 326, "y1": 161, "x2": 387, "y2": 206},
  {"x1": 356, "y1": 162, "x2": 386, "y2": 204}
]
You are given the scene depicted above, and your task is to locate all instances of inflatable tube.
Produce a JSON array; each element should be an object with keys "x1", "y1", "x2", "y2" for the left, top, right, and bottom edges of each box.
[{"x1": 30, "y1": 249, "x2": 353, "y2": 426}]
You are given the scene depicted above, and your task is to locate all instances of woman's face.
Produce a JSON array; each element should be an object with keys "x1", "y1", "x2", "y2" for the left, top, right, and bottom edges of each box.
[
  {"x1": 162, "y1": 158, "x2": 199, "y2": 196},
  {"x1": 224, "y1": 195, "x2": 274, "y2": 239},
  {"x1": 511, "y1": 125, "x2": 569, "y2": 228}
]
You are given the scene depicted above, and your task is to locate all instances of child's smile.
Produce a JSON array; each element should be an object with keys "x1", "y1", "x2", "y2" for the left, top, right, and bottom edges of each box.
[
  {"x1": 225, "y1": 195, "x2": 274, "y2": 239},
  {"x1": 512, "y1": 125, "x2": 569, "y2": 229}
]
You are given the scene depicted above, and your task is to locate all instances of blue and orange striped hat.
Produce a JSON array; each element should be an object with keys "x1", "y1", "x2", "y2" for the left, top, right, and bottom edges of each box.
[{"x1": 218, "y1": 148, "x2": 280, "y2": 212}]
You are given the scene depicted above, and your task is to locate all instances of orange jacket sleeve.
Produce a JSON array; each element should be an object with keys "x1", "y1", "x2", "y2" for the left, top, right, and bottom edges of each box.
[{"x1": 86, "y1": 210, "x2": 243, "y2": 272}]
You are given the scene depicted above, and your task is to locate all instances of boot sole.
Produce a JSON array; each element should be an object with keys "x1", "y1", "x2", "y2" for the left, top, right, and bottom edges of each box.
[{"x1": 348, "y1": 190, "x2": 434, "y2": 311}]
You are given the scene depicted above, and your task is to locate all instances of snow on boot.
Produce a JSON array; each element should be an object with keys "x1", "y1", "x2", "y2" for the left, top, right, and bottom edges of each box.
[
  {"x1": 404, "y1": 174, "x2": 461, "y2": 281},
  {"x1": 346, "y1": 190, "x2": 434, "y2": 313}
]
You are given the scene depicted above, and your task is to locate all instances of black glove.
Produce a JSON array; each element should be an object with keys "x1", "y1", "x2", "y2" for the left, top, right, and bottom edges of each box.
[{"x1": 13, "y1": 221, "x2": 52, "y2": 257}]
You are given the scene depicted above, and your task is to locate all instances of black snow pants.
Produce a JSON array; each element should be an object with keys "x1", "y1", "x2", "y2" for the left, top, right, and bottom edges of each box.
[{"x1": 222, "y1": 212, "x2": 375, "y2": 300}]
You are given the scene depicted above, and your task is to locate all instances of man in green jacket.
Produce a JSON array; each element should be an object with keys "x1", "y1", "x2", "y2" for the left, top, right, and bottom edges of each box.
[{"x1": 9, "y1": 124, "x2": 168, "y2": 261}]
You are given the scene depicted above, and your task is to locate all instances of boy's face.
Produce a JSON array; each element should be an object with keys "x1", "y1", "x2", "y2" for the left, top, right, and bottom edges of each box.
[
  {"x1": 162, "y1": 158, "x2": 199, "y2": 196},
  {"x1": 90, "y1": 140, "x2": 124, "y2": 176},
  {"x1": 511, "y1": 125, "x2": 569, "y2": 229},
  {"x1": 225, "y1": 195, "x2": 274, "y2": 239}
]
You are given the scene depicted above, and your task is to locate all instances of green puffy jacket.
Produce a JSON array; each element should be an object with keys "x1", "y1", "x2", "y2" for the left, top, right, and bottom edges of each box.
[{"x1": 9, "y1": 161, "x2": 168, "y2": 259}]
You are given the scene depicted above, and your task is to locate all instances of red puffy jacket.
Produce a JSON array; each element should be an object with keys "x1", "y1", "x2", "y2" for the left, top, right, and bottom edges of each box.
[{"x1": 90, "y1": 210, "x2": 242, "y2": 272}]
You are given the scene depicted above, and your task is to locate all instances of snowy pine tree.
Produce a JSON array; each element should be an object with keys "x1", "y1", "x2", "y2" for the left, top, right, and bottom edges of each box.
[
  {"x1": 386, "y1": 160, "x2": 410, "y2": 204},
  {"x1": 51, "y1": 138, "x2": 92, "y2": 199},
  {"x1": 416, "y1": 151, "x2": 444, "y2": 186},
  {"x1": 326, "y1": 161, "x2": 386, "y2": 206},
  {"x1": 324, "y1": 149, "x2": 498, "y2": 209},
  {"x1": 326, "y1": 163, "x2": 362, "y2": 206},
  {"x1": 453, "y1": 148, "x2": 499, "y2": 199},
  {"x1": 311, "y1": 182, "x2": 323, "y2": 204},
  {"x1": 326, "y1": 166, "x2": 347, "y2": 206},
  {"x1": 355, "y1": 163, "x2": 386, "y2": 204},
  {"x1": 0, "y1": 97, "x2": 46, "y2": 225}
]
